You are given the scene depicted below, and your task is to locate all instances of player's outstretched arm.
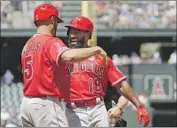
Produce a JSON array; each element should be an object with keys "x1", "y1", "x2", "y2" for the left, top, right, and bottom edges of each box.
[
  {"x1": 60, "y1": 46, "x2": 106, "y2": 62},
  {"x1": 115, "y1": 81, "x2": 150, "y2": 127},
  {"x1": 116, "y1": 81, "x2": 141, "y2": 107},
  {"x1": 117, "y1": 95, "x2": 129, "y2": 110}
]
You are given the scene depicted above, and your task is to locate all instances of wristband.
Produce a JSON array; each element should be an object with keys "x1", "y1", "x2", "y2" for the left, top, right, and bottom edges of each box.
[{"x1": 116, "y1": 106, "x2": 123, "y2": 115}]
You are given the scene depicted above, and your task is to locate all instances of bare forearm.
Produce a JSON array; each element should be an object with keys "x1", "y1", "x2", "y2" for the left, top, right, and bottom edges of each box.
[
  {"x1": 117, "y1": 96, "x2": 129, "y2": 109},
  {"x1": 61, "y1": 47, "x2": 99, "y2": 62},
  {"x1": 116, "y1": 81, "x2": 142, "y2": 107}
]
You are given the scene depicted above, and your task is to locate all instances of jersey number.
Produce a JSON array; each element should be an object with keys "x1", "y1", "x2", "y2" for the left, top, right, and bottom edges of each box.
[
  {"x1": 89, "y1": 78, "x2": 103, "y2": 93},
  {"x1": 24, "y1": 56, "x2": 33, "y2": 80}
]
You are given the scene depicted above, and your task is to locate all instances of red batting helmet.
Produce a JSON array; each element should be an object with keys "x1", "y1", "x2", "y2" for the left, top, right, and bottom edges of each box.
[
  {"x1": 65, "y1": 16, "x2": 94, "y2": 33},
  {"x1": 34, "y1": 3, "x2": 63, "y2": 23}
]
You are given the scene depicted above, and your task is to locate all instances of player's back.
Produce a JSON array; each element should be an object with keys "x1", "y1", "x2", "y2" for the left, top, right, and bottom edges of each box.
[{"x1": 21, "y1": 34, "x2": 61, "y2": 97}]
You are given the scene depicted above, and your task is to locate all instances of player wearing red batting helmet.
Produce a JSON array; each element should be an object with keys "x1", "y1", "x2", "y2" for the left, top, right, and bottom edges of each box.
[
  {"x1": 65, "y1": 15, "x2": 94, "y2": 33},
  {"x1": 20, "y1": 4, "x2": 107, "y2": 127},
  {"x1": 58, "y1": 16, "x2": 150, "y2": 127},
  {"x1": 33, "y1": 3, "x2": 63, "y2": 37},
  {"x1": 34, "y1": 3, "x2": 63, "y2": 23},
  {"x1": 65, "y1": 16, "x2": 94, "y2": 48}
]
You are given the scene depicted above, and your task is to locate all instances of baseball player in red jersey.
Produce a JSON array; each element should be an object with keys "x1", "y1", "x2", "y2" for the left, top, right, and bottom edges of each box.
[
  {"x1": 20, "y1": 4, "x2": 107, "y2": 127},
  {"x1": 58, "y1": 16, "x2": 150, "y2": 127}
]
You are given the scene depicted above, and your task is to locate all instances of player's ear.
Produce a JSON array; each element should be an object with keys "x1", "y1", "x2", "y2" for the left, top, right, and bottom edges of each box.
[
  {"x1": 67, "y1": 28, "x2": 70, "y2": 37},
  {"x1": 88, "y1": 32, "x2": 92, "y2": 39},
  {"x1": 49, "y1": 16, "x2": 57, "y2": 24},
  {"x1": 85, "y1": 31, "x2": 91, "y2": 39}
]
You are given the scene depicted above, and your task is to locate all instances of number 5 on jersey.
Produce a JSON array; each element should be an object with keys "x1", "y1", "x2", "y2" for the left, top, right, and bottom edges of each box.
[{"x1": 23, "y1": 55, "x2": 34, "y2": 80}]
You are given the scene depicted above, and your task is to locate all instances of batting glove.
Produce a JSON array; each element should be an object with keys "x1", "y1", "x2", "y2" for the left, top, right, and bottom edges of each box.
[{"x1": 137, "y1": 104, "x2": 150, "y2": 127}]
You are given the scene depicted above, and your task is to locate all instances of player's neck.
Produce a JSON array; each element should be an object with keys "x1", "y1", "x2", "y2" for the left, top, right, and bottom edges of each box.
[{"x1": 36, "y1": 26, "x2": 53, "y2": 36}]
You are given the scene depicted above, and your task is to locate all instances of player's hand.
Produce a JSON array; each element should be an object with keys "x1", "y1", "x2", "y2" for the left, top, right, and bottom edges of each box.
[
  {"x1": 137, "y1": 104, "x2": 150, "y2": 127},
  {"x1": 94, "y1": 46, "x2": 107, "y2": 57},
  {"x1": 108, "y1": 106, "x2": 122, "y2": 119},
  {"x1": 93, "y1": 46, "x2": 108, "y2": 65}
]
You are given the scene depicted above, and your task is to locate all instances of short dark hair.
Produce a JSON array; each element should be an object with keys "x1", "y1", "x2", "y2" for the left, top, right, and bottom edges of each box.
[
  {"x1": 34, "y1": 16, "x2": 54, "y2": 27},
  {"x1": 34, "y1": 20, "x2": 49, "y2": 27}
]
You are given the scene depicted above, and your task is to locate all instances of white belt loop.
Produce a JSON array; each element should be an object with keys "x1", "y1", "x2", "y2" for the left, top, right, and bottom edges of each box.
[
  {"x1": 96, "y1": 97, "x2": 102, "y2": 104},
  {"x1": 46, "y1": 96, "x2": 50, "y2": 100},
  {"x1": 47, "y1": 96, "x2": 52, "y2": 100},
  {"x1": 71, "y1": 102, "x2": 76, "y2": 109}
]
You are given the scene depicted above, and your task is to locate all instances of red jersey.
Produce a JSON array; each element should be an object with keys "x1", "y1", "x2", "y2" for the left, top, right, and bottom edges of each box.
[
  {"x1": 59, "y1": 56, "x2": 126, "y2": 102},
  {"x1": 21, "y1": 34, "x2": 69, "y2": 97}
]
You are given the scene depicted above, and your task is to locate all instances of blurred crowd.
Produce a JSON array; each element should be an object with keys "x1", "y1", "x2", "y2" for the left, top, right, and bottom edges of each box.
[
  {"x1": 1, "y1": 1, "x2": 176, "y2": 29},
  {"x1": 1, "y1": 70, "x2": 23, "y2": 127},
  {"x1": 1, "y1": 109, "x2": 18, "y2": 127},
  {"x1": 1, "y1": 1, "x2": 64, "y2": 29},
  {"x1": 96, "y1": 1, "x2": 176, "y2": 29},
  {"x1": 112, "y1": 50, "x2": 176, "y2": 66}
]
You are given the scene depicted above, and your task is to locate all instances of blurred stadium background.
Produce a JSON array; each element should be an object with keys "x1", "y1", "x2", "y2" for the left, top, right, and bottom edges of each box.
[{"x1": 1, "y1": 1, "x2": 176, "y2": 127}]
